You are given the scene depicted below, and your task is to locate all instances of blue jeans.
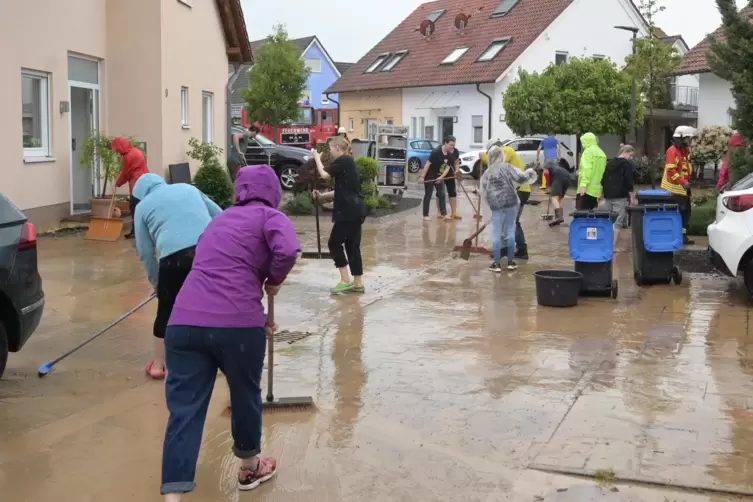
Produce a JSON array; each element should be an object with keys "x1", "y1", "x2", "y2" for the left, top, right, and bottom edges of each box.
[
  {"x1": 161, "y1": 325, "x2": 267, "y2": 495},
  {"x1": 491, "y1": 207, "x2": 518, "y2": 263}
]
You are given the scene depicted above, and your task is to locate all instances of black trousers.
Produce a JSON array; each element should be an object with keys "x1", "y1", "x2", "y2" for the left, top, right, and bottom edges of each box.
[
  {"x1": 576, "y1": 193, "x2": 599, "y2": 210},
  {"x1": 516, "y1": 191, "x2": 529, "y2": 248},
  {"x1": 328, "y1": 221, "x2": 363, "y2": 277},
  {"x1": 670, "y1": 193, "x2": 691, "y2": 231},
  {"x1": 423, "y1": 182, "x2": 447, "y2": 217},
  {"x1": 126, "y1": 196, "x2": 140, "y2": 236},
  {"x1": 154, "y1": 246, "x2": 196, "y2": 339}
]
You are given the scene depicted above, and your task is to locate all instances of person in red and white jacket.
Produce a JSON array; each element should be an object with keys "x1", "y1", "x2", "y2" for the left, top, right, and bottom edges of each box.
[{"x1": 112, "y1": 137, "x2": 150, "y2": 239}]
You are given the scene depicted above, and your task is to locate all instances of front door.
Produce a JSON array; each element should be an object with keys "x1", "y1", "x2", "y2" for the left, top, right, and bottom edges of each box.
[
  {"x1": 439, "y1": 116, "x2": 454, "y2": 141},
  {"x1": 70, "y1": 86, "x2": 99, "y2": 212}
]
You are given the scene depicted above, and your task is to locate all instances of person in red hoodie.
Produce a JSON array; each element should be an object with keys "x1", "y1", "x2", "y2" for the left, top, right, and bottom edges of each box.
[
  {"x1": 112, "y1": 137, "x2": 150, "y2": 239},
  {"x1": 718, "y1": 133, "x2": 744, "y2": 191}
]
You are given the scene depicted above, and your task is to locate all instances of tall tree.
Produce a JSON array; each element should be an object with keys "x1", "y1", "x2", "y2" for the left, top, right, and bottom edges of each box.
[
  {"x1": 708, "y1": 0, "x2": 753, "y2": 179},
  {"x1": 241, "y1": 24, "x2": 310, "y2": 126},
  {"x1": 503, "y1": 58, "x2": 638, "y2": 137},
  {"x1": 623, "y1": 0, "x2": 682, "y2": 153}
]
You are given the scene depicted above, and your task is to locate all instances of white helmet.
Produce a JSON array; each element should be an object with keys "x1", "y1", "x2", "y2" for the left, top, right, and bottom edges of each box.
[
  {"x1": 337, "y1": 126, "x2": 346, "y2": 134},
  {"x1": 485, "y1": 138, "x2": 504, "y2": 150},
  {"x1": 673, "y1": 125, "x2": 696, "y2": 138}
]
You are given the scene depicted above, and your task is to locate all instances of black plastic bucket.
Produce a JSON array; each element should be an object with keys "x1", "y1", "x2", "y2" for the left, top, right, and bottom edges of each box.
[{"x1": 533, "y1": 270, "x2": 583, "y2": 308}]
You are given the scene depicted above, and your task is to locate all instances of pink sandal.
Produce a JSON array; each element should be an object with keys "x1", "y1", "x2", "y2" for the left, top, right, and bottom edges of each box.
[{"x1": 145, "y1": 360, "x2": 166, "y2": 380}]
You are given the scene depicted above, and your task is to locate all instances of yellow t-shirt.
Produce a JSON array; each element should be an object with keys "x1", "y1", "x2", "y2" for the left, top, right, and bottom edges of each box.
[{"x1": 482, "y1": 147, "x2": 531, "y2": 193}]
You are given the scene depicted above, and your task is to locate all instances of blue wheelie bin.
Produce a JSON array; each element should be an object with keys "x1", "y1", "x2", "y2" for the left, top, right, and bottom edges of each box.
[
  {"x1": 569, "y1": 210, "x2": 618, "y2": 298},
  {"x1": 627, "y1": 193, "x2": 683, "y2": 286}
]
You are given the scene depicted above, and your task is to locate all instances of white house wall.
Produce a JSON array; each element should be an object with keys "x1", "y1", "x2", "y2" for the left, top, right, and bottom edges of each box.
[
  {"x1": 492, "y1": 0, "x2": 648, "y2": 156},
  {"x1": 402, "y1": 83, "x2": 495, "y2": 151},
  {"x1": 698, "y1": 73, "x2": 734, "y2": 129}
]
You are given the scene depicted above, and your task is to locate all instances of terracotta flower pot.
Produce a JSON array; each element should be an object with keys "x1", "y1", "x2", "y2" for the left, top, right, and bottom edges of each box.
[
  {"x1": 116, "y1": 200, "x2": 131, "y2": 215},
  {"x1": 90, "y1": 197, "x2": 115, "y2": 218}
]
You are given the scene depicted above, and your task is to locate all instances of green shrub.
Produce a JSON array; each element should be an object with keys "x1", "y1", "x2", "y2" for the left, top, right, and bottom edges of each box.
[
  {"x1": 355, "y1": 156, "x2": 379, "y2": 182},
  {"x1": 687, "y1": 197, "x2": 717, "y2": 236},
  {"x1": 360, "y1": 182, "x2": 376, "y2": 198},
  {"x1": 634, "y1": 155, "x2": 664, "y2": 186},
  {"x1": 194, "y1": 166, "x2": 234, "y2": 209},
  {"x1": 378, "y1": 195, "x2": 392, "y2": 208},
  {"x1": 365, "y1": 195, "x2": 381, "y2": 210},
  {"x1": 187, "y1": 137, "x2": 234, "y2": 209},
  {"x1": 282, "y1": 193, "x2": 314, "y2": 215}
]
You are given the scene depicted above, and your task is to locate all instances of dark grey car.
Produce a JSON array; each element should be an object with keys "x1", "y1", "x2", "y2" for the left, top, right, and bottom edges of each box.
[{"x1": 0, "y1": 194, "x2": 44, "y2": 378}]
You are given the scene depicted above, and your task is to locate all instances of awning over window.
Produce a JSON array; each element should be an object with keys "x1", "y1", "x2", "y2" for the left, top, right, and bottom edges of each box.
[{"x1": 414, "y1": 91, "x2": 461, "y2": 110}]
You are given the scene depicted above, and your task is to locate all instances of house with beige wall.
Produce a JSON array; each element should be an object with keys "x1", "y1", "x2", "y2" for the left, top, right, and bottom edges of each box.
[
  {"x1": 2, "y1": 0, "x2": 252, "y2": 229},
  {"x1": 335, "y1": 90, "x2": 403, "y2": 140}
]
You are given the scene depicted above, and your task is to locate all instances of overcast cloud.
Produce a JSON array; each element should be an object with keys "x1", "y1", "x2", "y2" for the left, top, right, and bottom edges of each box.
[{"x1": 241, "y1": 0, "x2": 748, "y2": 63}]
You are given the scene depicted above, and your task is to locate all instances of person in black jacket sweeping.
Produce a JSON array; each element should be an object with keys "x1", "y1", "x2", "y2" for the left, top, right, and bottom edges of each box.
[
  {"x1": 601, "y1": 144, "x2": 637, "y2": 250},
  {"x1": 312, "y1": 136, "x2": 366, "y2": 294}
]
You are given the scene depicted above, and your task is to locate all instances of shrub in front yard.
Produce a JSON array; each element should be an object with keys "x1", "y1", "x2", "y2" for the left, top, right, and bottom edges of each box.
[
  {"x1": 188, "y1": 138, "x2": 234, "y2": 209},
  {"x1": 688, "y1": 197, "x2": 717, "y2": 236},
  {"x1": 282, "y1": 192, "x2": 314, "y2": 216}
]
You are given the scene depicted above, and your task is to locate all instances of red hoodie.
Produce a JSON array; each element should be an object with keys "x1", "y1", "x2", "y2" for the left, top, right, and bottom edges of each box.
[
  {"x1": 717, "y1": 133, "x2": 744, "y2": 190},
  {"x1": 112, "y1": 137, "x2": 149, "y2": 195}
]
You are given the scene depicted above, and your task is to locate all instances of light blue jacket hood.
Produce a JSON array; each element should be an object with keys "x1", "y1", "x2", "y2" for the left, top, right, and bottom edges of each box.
[{"x1": 133, "y1": 173, "x2": 165, "y2": 201}]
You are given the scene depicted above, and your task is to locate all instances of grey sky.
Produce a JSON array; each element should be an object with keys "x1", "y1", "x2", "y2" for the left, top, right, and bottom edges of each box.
[{"x1": 242, "y1": 0, "x2": 748, "y2": 63}]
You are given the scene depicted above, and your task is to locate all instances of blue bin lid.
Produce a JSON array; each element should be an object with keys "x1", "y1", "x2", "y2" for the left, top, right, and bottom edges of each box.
[
  {"x1": 638, "y1": 189, "x2": 671, "y2": 197},
  {"x1": 643, "y1": 209, "x2": 683, "y2": 252},
  {"x1": 568, "y1": 216, "x2": 614, "y2": 262}
]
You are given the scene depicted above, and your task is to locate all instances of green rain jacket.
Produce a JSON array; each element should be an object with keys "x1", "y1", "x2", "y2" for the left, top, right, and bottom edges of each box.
[{"x1": 578, "y1": 133, "x2": 607, "y2": 198}]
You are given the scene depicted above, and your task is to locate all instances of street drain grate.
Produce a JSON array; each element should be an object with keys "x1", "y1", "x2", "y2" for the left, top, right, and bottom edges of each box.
[{"x1": 274, "y1": 330, "x2": 315, "y2": 344}]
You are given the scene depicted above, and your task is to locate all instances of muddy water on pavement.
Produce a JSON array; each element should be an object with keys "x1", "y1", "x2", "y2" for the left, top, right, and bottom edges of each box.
[{"x1": 1, "y1": 195, "x2": 751, "y2": 501}]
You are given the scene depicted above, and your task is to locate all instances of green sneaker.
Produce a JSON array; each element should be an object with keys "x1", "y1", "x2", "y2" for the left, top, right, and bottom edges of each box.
[
  {"x1": 330, "y1": 282, "x2": 355, "y2": 294},
  {"x1": 350, "y1": 284, "x2": 365, "y2": 293}
]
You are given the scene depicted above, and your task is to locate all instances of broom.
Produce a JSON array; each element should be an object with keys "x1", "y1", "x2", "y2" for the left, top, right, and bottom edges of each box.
[{"x1": 225, "y1": 295, "x2": 314, "y2": 415}]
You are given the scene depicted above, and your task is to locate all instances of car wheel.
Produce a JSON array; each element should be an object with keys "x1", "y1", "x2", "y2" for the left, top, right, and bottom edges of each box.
[
  {"x1": 610, "y1": 280, "x2": 618, "y2": 299},
  {"x1": 0, "y1": 321, "x2": 7, "y2": 379},
  {"x1": 408, "y1": 158, "x2": 422, "y2": 174},
  {"x1": 278, "y1": 165, "x2": 299, "y2": 191},
  {"x1": 472, "y1": 161, "x2": 481, "y2": 180},
  {"x1": 744, "y1": 261, "x2": 753, "y2": 297},
  {"x1": 671, "y1": 267, "x2": 683, "y2": 285}
]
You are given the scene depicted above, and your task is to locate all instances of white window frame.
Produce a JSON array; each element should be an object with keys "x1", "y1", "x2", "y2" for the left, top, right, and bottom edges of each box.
[
  {"x1": 348, "y1": 118, "x2": 354, "y2": 132},
  {"x1": 441, "y1": 47, "x2": 469, "y2": 65},
  {"x1": 22, "y1": 69, "x2": 52, "y2": 159},
  {"x1": 365, "y1": 53, "x2": 390, "y2": 73},
  {"x1": 181, "y1": 87, "x2": 189, "y2": 128},
  {"x1": 305, "y1": 58, "x2": 322, "y2": 73},
  {"x1": 411, "y1": 117, "x2": 417, "y2": 137},
  {"x1": 381, "y1": 51, "x2": 408, "y2": 72},
  {"x1": 202, "y1": 91, "x2": 214, "y2": 143},
  {"x1": 477, "y1": 39, "x2": 510, "y2": 62},
  {"x1": 555, "y1": 51, "x2": 568, "y2": 65},
  {"x1": 471, "y1": 115, "x2": 484, "y2": 145},
  {"x1": 419, "y1": 117, "x2": 426, "y2": 139},
  {"x1": 321, "y1": 93, "x2": 330, "y2": 105}
]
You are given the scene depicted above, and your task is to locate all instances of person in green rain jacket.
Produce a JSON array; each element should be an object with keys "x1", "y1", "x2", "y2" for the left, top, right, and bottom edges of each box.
[{"x1": 577, "y1": 132, "x2": 607, "y2": 210}]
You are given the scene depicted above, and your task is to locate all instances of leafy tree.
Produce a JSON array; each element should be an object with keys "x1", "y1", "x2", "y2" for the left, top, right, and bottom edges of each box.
[
  {"x1": 240, "y1": 24, "x2": 310, "y2": 126},
  {"x1": 708, "y1": 0, "x2": 753, "y2": 178},
  {"x1": 503, "y1": 58, "x2": 638, "y2": 137},
  {"x1": 624, "y1": 0, "x2": 682, "y2": 153}
]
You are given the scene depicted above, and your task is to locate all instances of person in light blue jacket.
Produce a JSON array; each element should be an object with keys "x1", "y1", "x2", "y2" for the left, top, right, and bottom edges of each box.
[{"x1": 133, "y1": 174, "x2": 222, "y2": 379}]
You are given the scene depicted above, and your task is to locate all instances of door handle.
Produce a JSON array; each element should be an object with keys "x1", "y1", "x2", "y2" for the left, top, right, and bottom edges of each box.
[{"x1": 72, "y1": 138, "x2": 76, "y2": 151}]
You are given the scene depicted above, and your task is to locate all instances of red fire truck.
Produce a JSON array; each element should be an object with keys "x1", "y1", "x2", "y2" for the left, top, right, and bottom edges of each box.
[{"x1": 240, "y1": 104, "x2": 337, "y2": 148}]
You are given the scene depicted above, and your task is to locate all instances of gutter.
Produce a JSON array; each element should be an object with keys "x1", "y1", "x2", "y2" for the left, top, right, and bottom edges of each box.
[
  {"x1": 326, "y1": 93, "x2": 340, "y2": 129},
  {"x1": 227, "y1": 63, "x2": 243, "y2": 159},
  {"x1": 475, "y1": 84, "x2": 493, "y2": 140}
]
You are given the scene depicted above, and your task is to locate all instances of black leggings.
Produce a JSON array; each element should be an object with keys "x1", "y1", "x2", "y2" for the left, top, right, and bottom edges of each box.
[
  {"x1": 516, "y1": 191, "x2": 529, "y2": 247},
  {"x1": 670, "y1": 193, "x2": 691, "y2": 231},
  {"x1": 154, "y1": 246, "x2": 195, "y2": 339},
  {"x1": 328, "y1": 221, "x2": 363, "y2": 277},
  {"x1": 444, "y1": 179, "x2": 457, "y2": 198},
  {"x1": 423, "y1": 183, "x2": 447, "y2": 217}
]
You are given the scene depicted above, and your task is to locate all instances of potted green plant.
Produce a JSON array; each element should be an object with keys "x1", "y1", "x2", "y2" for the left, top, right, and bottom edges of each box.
[{"x1": 80, "y1": 134, "x2": 142, "y2": 217}]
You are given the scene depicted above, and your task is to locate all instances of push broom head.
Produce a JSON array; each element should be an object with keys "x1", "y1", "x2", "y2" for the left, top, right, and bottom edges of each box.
[
  {"x1": 224, "y1": 396, "x2": 315, "y2": 417},
  {"x1": 38, "y1": 362, "x2": 54, "y2": 377}
]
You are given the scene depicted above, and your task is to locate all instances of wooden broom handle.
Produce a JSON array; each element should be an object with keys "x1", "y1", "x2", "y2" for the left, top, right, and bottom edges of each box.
[{"x1": 108, "y1": 193, "x2": 117, "y2": 218}]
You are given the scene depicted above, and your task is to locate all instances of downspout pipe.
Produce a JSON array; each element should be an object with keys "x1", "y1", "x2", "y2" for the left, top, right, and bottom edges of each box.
[
  {"x1": 476, "y1": 83, "x2": 493, "y2": 141},
  {"x1": 227, "y1": 63, "x2": 243, "y2": 161},
  {"x1": 326, "y1": 93, "x2": 340, "y2": 130}
]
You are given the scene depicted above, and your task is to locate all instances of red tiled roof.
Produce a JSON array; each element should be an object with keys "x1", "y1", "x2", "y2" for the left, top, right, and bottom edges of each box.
[
  {"x1": 676, "y1": 6, "x2": 753, "y2": 76},
  {"x1": 326, "y1": 0, "x2": 572, "y2": 93}
]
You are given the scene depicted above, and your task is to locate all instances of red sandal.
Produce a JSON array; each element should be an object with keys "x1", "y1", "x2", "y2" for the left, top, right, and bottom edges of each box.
[{"x1": 145, "y1": 360, "x2": 166, "y2": 380}]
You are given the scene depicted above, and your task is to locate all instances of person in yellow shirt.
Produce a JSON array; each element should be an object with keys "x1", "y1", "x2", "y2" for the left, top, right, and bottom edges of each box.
[{"x1": 480, "y1": 139, "x2": 532, "y2": 259}]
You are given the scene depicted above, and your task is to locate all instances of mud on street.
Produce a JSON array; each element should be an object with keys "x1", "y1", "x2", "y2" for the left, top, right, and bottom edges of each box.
[{"x1": 1, "y1": 195, "x2": 753, "y2": 502}]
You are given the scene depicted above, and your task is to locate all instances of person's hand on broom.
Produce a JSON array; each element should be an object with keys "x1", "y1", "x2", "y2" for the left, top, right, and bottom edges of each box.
[
  {"x1": 312, "y1": 189, "x2": 320, "y2": 200},
  {"x1": 265, "y1": 282, "x2": 281, "y2": 296}
]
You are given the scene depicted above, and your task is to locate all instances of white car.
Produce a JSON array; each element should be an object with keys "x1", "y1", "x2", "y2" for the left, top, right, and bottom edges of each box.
[
  {"x1": 708, "y1": 173, "x2": 753, "y2": 295},
  {"x1": 458, "y1": 137, "x2": 576, "y2": 179}
]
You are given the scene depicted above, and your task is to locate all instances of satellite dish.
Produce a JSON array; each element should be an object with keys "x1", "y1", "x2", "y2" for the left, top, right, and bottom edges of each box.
[
  {"x1": 454, "y1": 13, "x2": 470, "y2": 31},
  {"x1": 419, "y1": 19, "x2": 435, "y2": 37}
]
